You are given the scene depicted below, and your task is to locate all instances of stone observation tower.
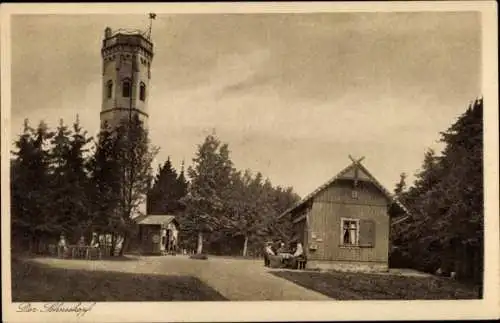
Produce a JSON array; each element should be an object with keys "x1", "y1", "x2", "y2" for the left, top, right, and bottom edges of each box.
[
  {"x1": 99, "y1": 20, "x2": 156, "y2": 220},
  {"x1": 100, "y1": 26, "x2": 154, "y2": 130}
]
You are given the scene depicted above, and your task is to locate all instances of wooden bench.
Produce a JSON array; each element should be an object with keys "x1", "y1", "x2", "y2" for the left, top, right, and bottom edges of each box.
[
  {"x1": 57, "y1": 246, "x2": 71, "y2": 259},
  {"x1": 297, "y1": 258, "x2": 307, "y2": 270}
]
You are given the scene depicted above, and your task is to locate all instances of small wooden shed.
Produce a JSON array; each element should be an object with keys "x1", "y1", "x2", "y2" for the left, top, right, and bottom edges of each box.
[
  {"x1": 135, "y1": 215, "x2": 179, "y2": 255},
  {"x1": 280, "y1": 157, "x2": 410, "y2": 272}
]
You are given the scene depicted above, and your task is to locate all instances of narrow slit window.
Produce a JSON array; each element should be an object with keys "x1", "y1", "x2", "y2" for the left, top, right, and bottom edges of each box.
[
  {"x1": 122, "y1": 80, "x2": 131, "y2": 98},
  {"x1": 140, "y1": 82, "x2": 146, "y2": 101},
  {"x1": 106, "y1": 80, "x2": 113, "y2": 99}
]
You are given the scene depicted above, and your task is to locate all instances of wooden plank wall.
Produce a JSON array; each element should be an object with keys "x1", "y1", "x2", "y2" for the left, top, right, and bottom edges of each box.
[
  {"x1": 317, "y1": 179, "x2": 388, "y2": 206},
  {"x1": 292, "y1": 219, "x2": 309, "y2": 256},
  {"x1": 307, "y1": 180, "x2": 390, "y2": 263}
]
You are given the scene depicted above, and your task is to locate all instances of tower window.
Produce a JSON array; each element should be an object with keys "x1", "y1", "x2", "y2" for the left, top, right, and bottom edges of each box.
[
  {"x1": 140, "y1": 82, "x2": 146, "y2": 101},
  {"x1": 106, "y1": 80, "x2": 113, "y2": 99},
  {"x1": 122, "y1": 80, "x2": 131, "y2": 98}
]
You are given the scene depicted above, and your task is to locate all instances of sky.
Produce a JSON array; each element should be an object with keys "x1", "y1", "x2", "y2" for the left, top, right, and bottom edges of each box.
[{"x1": 10, "y1": 12, "x2": 481, "y2": 197}]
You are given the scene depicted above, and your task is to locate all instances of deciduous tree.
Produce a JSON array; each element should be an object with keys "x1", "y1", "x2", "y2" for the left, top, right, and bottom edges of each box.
[{"x1": 182, "y1": 133, "x2": 233, "y2": 254}]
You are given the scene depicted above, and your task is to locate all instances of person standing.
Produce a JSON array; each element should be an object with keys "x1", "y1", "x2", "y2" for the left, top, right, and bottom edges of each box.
[
  {"x1": 170, "y1": 235, "x2": 178, "y2": 254},
  {"x1": 90, "y1": 233, "x2": 99, "y2": 248},
  {"x1": 263, "y1": 242, "x2": 275, "y2": 267},
  {"x1": 57, "y1": 234, "x2": 68, "y2": 258},
  {"x1": 77, "y1": 235, "x2": 86, "y2": 258},
  {"x1": 290, "y1": 240, "x2": 305, "y2": 269},
  {"x1": 89, "y1": 233, "x2": 100, "y2": 259}
]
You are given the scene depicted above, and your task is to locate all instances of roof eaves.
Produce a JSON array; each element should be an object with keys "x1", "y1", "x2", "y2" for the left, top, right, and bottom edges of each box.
[
  {"x1": 278, "y1": 163, "x2": 355, "y2": 219},
  {"x1": 278, "y1": 160, "x2": 412, "y2": 219},
  {"x1": 391, "y1": 215, "x2": 410, "y2": 226},
  {"x1": 136, "y1": 214, "x2": 176, "y2": 225},
  {"x1": 355, "y1": 162, "x2": 411, "y2": 216}
]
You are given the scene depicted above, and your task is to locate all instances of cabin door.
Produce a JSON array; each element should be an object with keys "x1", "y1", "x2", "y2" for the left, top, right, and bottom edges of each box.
[
  {"x1": 160, "y1": 229, "x2": 167, "y2": 251},
  {"x1": 166, "y1": 230, "x2": 173, "y2": 252}
]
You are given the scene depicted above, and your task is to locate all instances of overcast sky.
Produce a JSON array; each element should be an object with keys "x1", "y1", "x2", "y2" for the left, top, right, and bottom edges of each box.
[{"x1": 10, "y1": 12, "x2": 481, "y2": 197}]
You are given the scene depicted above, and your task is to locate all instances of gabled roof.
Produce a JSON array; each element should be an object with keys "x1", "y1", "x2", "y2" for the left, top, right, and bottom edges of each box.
[
  {"x1": 135, "y1": 214, "x2": 178, "y2": 226},
  {"x1": 279, "y1": 158, "x2": 411, "y2": 220}
]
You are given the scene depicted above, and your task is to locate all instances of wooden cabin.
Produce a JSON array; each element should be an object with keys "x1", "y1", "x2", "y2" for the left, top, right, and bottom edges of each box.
[
  {"x1": 280, "y1": 157, "x2": 410, "y2": 272},
  {"x1": 135, "y1": 215, "x2": 179, "y2": 255}
]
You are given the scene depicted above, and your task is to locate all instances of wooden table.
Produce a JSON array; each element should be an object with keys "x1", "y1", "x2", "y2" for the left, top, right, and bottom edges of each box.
[{"x1": 278, "y1": 252, "x2": 293, "y2": 259}]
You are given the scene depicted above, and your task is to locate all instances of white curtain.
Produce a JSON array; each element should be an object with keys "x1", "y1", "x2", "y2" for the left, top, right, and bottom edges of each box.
[{"x1": 349, "y1": 223, "x2": 357, "y2": 244}]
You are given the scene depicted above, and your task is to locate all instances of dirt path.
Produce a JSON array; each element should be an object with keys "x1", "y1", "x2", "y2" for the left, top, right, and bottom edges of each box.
[{"x1": 30, "y1": 255, "x2": 331, "y2": 301}]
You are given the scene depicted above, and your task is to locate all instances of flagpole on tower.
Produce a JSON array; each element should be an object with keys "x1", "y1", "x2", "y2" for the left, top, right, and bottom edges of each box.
[{"x1": 147, "y1": 13, "x2": 156, "y2": 40}]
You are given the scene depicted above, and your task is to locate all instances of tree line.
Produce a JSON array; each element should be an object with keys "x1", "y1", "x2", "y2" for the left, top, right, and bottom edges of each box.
[
  {"x1": 11, "y1": 115, "x2": 156, "y2": 255},
  {"x1": 13, "y1": 98, "x2": 480, "y2": 265},
  {"x1": 390, "y1": 98, "x2": 483, "y2": 285},
  {"x1": 147, "y1": 133, "x2": 299, "y2": 256},
  {"x1": 11, "y1": 116, "x2": 298, "y2": 257}
]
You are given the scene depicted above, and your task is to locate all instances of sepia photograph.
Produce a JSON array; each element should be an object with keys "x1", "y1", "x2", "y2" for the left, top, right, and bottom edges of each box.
[{"x1": 1, "y1": 2, "x2": 498, "y2": 322}]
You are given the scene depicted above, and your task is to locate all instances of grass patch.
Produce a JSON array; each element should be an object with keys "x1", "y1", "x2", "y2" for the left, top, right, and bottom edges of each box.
[
  {"x1": 189, "y1": 254, "x2": 208, "y2": 260},
  {"x1": 272, "y1": 270, "x2": 481, "y2": 300},
  {"x1": 11, "y1": 258, "x2": 227, "y2": 302}
]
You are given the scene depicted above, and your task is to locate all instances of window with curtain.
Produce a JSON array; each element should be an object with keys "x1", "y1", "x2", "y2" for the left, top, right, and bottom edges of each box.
[{"x1": 341, "y1": 218, "x2": 359, "y2": 246}]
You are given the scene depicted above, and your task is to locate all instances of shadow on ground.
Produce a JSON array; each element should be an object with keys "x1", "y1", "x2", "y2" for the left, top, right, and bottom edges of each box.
[
  {"x1": 12, "y1": 253, "x2": 140, "y2": 262},
  {"x1": 11, "y1": 258, "x2": 227, "y2": 302},
  {"x1": 271, "y1": 270, "x2": 481, "y2": 300}
]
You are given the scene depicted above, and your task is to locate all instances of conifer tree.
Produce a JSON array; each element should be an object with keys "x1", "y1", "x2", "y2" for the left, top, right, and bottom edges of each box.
[
  {"x1": 48, "y1": 117, "x2": 92, "y2": 241},
  {"x1": 11, "y1": 120, "x2": 55, "y2": 252},
  {"x1": 148, "y1": 157, "x2": 180, "y2": 214},
  {"x1": 11, "y1": 120, "x2": 38, "y2": 243},
  {"x1": 391, "y1": 98, "x2": 483, "y2": 284},
  {"x1": 68, "y1": 116, "x2": 93, "y2": 233},
  {"x1": 434, "y1": 98, "x2": 483, "y2": 281},
  {"x1": 88, "y1": 123, "x2": 122, "y2": 237},
  {"x1": 48, "y1": 119, "x2": 74, "y2": 236},
  {"x1": 394, "y1": 172, "x2": 407, "y2": 199},
  {"x1": 176, "y1": 160, "x2": 189, "y2": 205}
]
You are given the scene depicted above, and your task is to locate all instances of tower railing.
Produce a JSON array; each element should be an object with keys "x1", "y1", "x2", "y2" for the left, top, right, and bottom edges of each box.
[
  {"x1": 102, "y1": 30, "x2": 153, "y2": 54},
  {"x1": 112, "y1": 28, "x2": 147, "y2": 37}
]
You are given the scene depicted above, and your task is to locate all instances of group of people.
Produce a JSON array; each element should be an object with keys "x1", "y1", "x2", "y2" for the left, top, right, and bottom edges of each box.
[
  {"x1": 263, "y1": 239, "x2": 305, "y2": 269},
  {"x1": 57, "y1": 233, "x2": 100, "y2": 258}
]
